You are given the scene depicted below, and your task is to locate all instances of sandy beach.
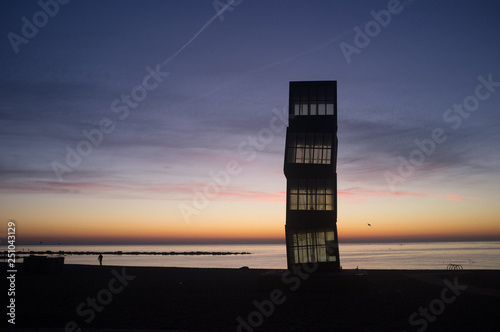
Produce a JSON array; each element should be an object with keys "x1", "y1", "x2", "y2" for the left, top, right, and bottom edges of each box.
[{"x1": 2, "y1": 262, "x2": 499, "y2": 331}]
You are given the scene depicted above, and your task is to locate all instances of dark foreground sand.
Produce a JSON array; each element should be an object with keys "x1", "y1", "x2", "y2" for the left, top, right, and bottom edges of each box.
[{"x1": 2, "y1": 262, "x2": 499, "y2": 331}]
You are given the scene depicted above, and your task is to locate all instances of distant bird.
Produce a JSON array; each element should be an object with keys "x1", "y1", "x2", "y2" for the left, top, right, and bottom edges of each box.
[{"x1": 367, "y1": 223, "x2": 372, "y2": 227}]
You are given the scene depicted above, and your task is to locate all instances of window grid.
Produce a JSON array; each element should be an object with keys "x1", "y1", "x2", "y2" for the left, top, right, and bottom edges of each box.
[
  {"x1": 290, "y1": 83, "x2": 335, "y2": 116},
  {"x1": 288, "y1": 178, "x2": 334, "y2": 211},
  {"x1": 288, "y1": 228, "x2": 337, "y2": 264},
  {"x1": 287, "y1": 132, "x2": 332, "y2": 164},
  {"x1": 293, "y1": 102, "x2": 335, "y2": 116}
]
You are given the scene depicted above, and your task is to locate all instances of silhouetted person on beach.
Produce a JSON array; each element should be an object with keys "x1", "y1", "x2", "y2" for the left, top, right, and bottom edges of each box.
[{"x1": 98, "y1": 254, "x2": 103, "y2": 266}]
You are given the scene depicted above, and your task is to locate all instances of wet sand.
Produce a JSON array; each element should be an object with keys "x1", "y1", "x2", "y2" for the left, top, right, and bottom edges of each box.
[{"x1": 2, "y1": 262, "x2": 499, "y2": 331}]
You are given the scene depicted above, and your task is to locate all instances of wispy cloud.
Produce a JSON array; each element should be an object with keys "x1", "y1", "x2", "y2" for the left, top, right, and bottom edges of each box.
[
  {"x1": 338, "y1": 115, "x2": 500, "y2": 188},
  {"x1": 0, "y1": 180, "x2": 120, "y2": 195},
  {"x1": 441, "y1": 194, "x2": 478, "y2": 202},
  {"x1": 0, "y1": 176, "x2": 286, "y2": 204},
  {"x1": 339, "y1": 187, "x2": 426, "y2": 201},
  {"x1": 145, "y1": 182, "x2": 285, "y2": 202}
]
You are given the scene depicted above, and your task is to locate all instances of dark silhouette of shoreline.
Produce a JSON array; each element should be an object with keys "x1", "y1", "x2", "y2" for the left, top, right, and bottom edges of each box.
[
  {"x1": 1, "y1": 250, "x2": 251, "y2": 259},
  {"x1": 3, "y1": 262, "x2": 499, "y2": 331}
]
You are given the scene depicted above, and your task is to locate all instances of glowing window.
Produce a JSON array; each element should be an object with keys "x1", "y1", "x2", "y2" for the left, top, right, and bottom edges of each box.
[
  {"x1": 288, "y1": 228, "x2": 338, "y2": 264},
  {"x1": 286, "y1": 133, "x2": 333, "y2": 164},
  {"x1": 288, "y1": 178, "x2": 334, "y2": 211}
]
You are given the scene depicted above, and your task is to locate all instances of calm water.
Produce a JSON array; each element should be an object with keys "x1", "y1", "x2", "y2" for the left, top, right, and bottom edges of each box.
[{"x1": 10, "y1": 241, "x2": 500, "y2": 270}]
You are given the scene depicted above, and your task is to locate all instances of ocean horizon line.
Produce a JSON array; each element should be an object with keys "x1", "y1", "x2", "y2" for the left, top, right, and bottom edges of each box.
[
  {"x1": 12, "y1": 238, "x2": 500, "y2": 247},
  {"x1": 7, "y1": 241, "x2": 500, "y2": 270}
]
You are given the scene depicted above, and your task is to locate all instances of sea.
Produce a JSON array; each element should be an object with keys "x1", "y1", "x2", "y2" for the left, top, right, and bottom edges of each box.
[{"x1": 9, "y1": 241, "x2": 500, "y2": 270}]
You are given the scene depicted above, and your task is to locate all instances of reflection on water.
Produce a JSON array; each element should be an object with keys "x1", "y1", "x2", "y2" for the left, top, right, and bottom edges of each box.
[
  {"x1": 339, "y1": 241, "x2": 500, "y2": 270},
  {"x1": 11, "y1": 241, "x2": 500, "y2": 270}
]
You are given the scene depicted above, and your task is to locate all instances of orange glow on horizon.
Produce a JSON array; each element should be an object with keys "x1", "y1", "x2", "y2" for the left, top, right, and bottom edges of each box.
[
  {"x1": 4, "y1": 188, "x2": 500, "y2": 245},
  {"x1": 14, "y1": 215, "x2": 500, "y2": 245}
]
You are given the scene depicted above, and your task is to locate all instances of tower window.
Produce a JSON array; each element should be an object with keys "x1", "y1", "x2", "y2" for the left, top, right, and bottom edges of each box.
[
  {"x1": 287, "y1": 228, "x2": 338, "y2": 264},
  {"x1": 288, "y1": 178, "x2": 334, "y2": 211},
  {"x1": 292, "y1": 101, "x2": 335, "y2": 116},
  {"x1": 286, "y1": 132, "x2": 332, "y2": 164},
  {"x1": 290, "y1": 81, "x2": 336, "y2": 116}
]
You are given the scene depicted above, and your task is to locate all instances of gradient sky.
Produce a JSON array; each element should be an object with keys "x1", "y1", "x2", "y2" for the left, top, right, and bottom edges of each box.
[{"x1": 1, "y1": 0, "x2": 500, "y2": 244}]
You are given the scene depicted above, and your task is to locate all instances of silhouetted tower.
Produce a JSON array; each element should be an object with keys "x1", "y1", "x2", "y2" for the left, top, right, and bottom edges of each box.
[{"x1": 284, "y1": 81, "x2": 340, "y2": 272}]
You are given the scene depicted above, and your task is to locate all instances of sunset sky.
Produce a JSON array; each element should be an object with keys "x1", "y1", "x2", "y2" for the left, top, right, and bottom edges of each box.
[{"x1": 1, "y1": 0, "x2": 500, "y2": 245}]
